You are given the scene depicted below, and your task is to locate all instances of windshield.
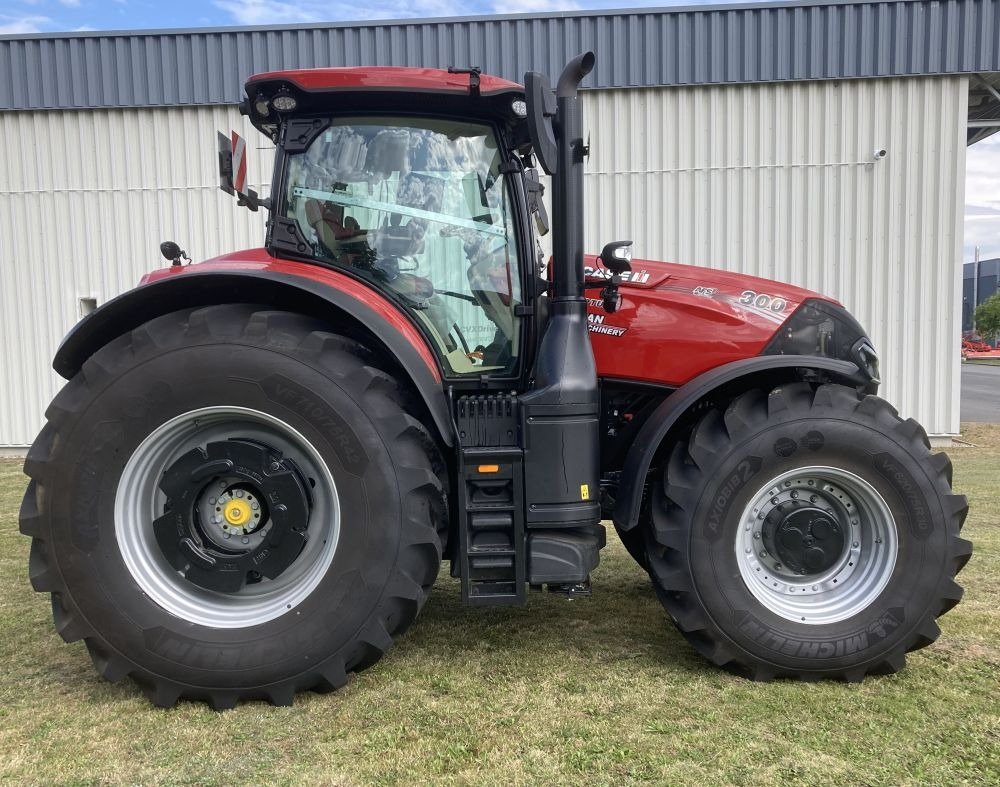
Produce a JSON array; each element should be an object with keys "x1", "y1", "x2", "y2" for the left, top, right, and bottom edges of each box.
[{"x1": 283, "y1": 116, "x2": 522, "y2": 377}]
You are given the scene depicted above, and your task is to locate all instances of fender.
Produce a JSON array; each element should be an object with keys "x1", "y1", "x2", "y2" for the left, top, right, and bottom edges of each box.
[
  {"x1": 54, "y1": 269, "x2": 455, "y2": 446},
  {"x1": 612, "y1": 355, "x2": 876, "y2": 531}
]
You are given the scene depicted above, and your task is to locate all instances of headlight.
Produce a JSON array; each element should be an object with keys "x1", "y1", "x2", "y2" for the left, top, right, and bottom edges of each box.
[{"x1": 764, "y1": 299, "x2": 880, "y2": 384}]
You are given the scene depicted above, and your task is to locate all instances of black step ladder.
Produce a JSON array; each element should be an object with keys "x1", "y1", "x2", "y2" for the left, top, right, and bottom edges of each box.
[{"x1": 457, "y1": 447, "x2": 526, "y2": 605}]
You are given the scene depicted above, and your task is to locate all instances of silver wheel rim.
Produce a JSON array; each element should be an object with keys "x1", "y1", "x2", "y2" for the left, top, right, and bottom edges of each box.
[
  {"x1": 734, "y1": 466, "x2": 897, "y2": 625},
  {"x1": 115, "y1": 406, "x2": 340, "y2": 628}
]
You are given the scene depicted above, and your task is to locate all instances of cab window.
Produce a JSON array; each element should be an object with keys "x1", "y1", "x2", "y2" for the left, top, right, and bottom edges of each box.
[{"x1": 283, "y1": 117, "x2": 523, "y2": 376}]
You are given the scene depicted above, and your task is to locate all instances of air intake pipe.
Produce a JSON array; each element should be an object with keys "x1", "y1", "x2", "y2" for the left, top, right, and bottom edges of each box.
[{"x1": 520, "y1": 53, "x2": 601, "y2": 529}]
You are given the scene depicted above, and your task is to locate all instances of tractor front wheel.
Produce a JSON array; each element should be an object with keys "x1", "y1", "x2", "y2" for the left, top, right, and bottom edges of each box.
[
  {"x1": 20, "y1": 305, "x2": 447, "y2": 708},
  {"x1": 645, "y1": 383, "x2": 971, "y2": 681}
]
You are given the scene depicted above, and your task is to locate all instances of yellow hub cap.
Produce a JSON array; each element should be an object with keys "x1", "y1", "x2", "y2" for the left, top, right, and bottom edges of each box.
[{"x1": 223, "y1": 499, "x2": 252, "y2": 527}]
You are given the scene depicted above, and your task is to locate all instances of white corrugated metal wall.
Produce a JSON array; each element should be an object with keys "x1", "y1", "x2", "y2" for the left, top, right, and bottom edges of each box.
[
  {"x1": 0, "y1": 106, "x2": 273, "y2": 447},
  {"x1": 0, "y1": 75, "x2": 967, "y2": 446},
  {"x1": 584, "y1": 76, "x2": 968, "y2": 439}
]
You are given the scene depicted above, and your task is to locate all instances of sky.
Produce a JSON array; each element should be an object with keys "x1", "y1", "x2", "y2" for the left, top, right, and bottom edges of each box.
[
  {"x1": 1, "y1": 0, "x2": 998, "y2": 263},
  {"x1": 965, "y1": 135, "x2": 1000, "y2": 263},
  {"x1": 0, "y1": 0, "x2": 740, "y2": 32}
]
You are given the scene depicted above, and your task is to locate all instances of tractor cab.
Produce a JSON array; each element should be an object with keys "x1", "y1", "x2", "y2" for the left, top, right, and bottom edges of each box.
[{"x1": 240, "y1": 68, "x2": 542, "y2": 380}]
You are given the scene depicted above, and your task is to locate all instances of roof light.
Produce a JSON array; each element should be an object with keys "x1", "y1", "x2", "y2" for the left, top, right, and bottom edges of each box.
[
  {"x1": 253, "y1": 97, "x2": 270, "y2": 116},
  {"x1": 511, "y1": 99, "x2": 527, "y2": 117},
  {"x1": 271, "y1": 95, "x2": 298, "y2": 112}
]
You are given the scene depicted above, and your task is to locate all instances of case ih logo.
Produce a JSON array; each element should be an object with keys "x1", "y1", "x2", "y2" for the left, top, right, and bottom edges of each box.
[{"x1": 584, "y1": 266, "x2": 651, "y2": 284}]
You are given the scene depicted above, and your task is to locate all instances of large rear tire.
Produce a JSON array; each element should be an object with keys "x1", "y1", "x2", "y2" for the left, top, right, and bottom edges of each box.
[
  {"x1": 645, "y1": 382, "x2": 971, "y2": 681},
  {"x1": 20, "y1": 305, "x2": 447, "y2": 708}
]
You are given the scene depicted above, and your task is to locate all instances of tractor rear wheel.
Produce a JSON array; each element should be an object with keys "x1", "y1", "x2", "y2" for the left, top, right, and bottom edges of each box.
[
  {"x1": 645, "y1": 382, "x2": 971, "y2": 681},
  {"x1": 20, "y1": 305, "x2": 447, "y2": 708}
]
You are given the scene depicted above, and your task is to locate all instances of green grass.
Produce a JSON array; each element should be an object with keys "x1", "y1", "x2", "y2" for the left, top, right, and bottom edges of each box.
[
  {"x1": 1, "y1": 428, "x2": 998, "y2": 786},
  {"x1": 964, "y1": 357, "x2": 1000, "y2": 366}
]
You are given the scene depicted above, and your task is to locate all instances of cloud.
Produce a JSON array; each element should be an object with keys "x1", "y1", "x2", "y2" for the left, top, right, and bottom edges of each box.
[
  {"x1": 0, "y1": 14, "x2": 51, "y2": 34},
  {"x1": 212, "y1": 0, "x2": 459, "y2": 25},
  {"x1": 494, "y1": 0, "x2": 581, "y2": 11},
  {"x1": 211, "y1": 0, "x2": 689, "y2": 25},
  {"x1": 965, "y1": 134, "x2": 1000, "y2": 260},
  {"x1": 59, "y1": 0, "x2": 82, "y2": 7}
]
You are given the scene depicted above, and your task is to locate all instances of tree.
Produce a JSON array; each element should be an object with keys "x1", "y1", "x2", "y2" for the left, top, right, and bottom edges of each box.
[{"x1": 974, "y1": 293, "x2": 1000, "y2": 344}]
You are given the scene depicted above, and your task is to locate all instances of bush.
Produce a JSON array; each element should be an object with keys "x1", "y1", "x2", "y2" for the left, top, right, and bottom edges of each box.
[{"x1": 974, "y1": 293, "x2": 1000, "y2": 344}]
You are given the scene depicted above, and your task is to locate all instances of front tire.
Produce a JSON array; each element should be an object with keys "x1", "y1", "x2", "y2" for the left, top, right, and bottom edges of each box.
[
  {"x1": 646, "y1": 383, "x2": 971, "y2": 681},
  {"x1": 20, "y1": 305, "x2": 447, "y2": 708}
]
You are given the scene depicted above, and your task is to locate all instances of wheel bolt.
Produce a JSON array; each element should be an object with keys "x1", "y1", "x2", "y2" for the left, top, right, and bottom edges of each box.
[
  {"x1": 759, "y1": 550, "x2": 768, "y2": 558},
  {"x1": 242, "y1": 537, "x2": 250, "y2": 544},
  {"x1": 753, "y1": 532, "x2": 761, "y2": 540},
  {"x1": 790, "y1": 491, "x2": 798, "y2": 499},
  {"x1": 774, "y1": 563, "x2": 782, "y2": 570},
  {"x1": 853, "y1": 541, "x2": 859, "y2": 548},
  {"x1": 270, "y1": 462, "x2": 281, "y2": 472},
  {"x1": 810, "y1": 495, "x2": 817, "y2": 503}
]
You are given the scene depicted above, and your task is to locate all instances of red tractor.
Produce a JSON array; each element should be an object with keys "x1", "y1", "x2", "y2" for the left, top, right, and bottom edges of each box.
[{"x1": 22, "y1": 54, "x2": 971, "y2": 708}]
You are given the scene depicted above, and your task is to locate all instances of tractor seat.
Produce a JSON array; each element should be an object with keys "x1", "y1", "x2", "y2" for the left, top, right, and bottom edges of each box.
[{"x1": 304, "y1": 199, "x2": 367, "y2": 257}]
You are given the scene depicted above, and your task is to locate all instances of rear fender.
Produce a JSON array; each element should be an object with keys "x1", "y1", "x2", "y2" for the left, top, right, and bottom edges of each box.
[
  {"x1": 54, "y1": 270, "x2": 455, "y2": 446},
  {"x1": 612, "y1": 356, "x2": 875, "y2": 531}
]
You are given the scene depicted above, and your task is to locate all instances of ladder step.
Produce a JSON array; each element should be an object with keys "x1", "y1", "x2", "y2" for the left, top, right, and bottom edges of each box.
[{"x1": 458, "y1": 443, "x2": 526, "y2": 605}]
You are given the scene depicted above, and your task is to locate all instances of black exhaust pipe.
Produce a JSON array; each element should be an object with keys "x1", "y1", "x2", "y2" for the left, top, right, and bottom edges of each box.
[
  {"x1": 552, "y1": 51, "x2": 595, "y2": 305},
  {"x1": 520, "y1": 52, "x2": 601, "y2": 529}
]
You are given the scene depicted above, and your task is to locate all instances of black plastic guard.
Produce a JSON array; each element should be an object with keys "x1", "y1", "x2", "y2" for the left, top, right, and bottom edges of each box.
[
  {"x1": 612, "y1": 355, "x2": 873, "y2": 533},
  {"x1": 53, "y1": 269, "x2": 455, "y2": 446}
]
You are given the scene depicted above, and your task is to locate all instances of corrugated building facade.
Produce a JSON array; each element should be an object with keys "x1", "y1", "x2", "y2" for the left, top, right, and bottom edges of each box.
[{"x1": 1, "y1": 0, "x2": 998, "y2": 447}]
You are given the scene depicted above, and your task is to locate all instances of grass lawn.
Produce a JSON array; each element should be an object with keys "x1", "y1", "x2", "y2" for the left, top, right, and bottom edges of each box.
[
  {"x1": 1, "y1": 427, "x2": 998, "y2": 786},
  {"x1": 965, "y1": 358, "x2": 1000, "y2": 367}
]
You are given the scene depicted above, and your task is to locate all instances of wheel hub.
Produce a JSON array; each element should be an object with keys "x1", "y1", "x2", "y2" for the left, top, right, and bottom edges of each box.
[
  {"x1": 153, "y1": 439, "x2": 312, "y2": 593},
  {"x1": 735, "y1": 466, "x2": 898, "y2": 624},
  {"x1": 763, "y1": 503, "x2": 845, "y2": 575},
  {"x1": 222, "y1": 496, "x2": 253, "y2": 528}
]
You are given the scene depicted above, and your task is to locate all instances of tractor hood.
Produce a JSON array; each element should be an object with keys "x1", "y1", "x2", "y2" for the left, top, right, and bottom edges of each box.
[{"x1": 582, "y1": 255, "x2": 848, "y2": 387}]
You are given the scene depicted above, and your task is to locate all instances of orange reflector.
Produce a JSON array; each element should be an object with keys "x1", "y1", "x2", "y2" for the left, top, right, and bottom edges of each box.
[{"x1": 477, "y1": 464, "x2": 501, "y2": 474}]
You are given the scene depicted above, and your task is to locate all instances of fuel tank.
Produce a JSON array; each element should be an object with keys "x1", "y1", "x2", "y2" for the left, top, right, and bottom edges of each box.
[{"x1": 583, "y1": 256, "x2": 836, "y2": 387}]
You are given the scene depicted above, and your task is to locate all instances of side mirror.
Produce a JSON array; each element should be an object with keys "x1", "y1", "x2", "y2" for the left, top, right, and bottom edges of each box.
[
  {"x1": 524, "y1": 168, "x2": 549, "y2": 237},
  {"x1": 524, "y1": 72, "x2": 558, "y2": 176},
  {"x1": 600, "y1": 240, "x2": 633, "y2": 275},
  {"x1": 218, "y1": 129, "x2": 269, "y2": 212}
]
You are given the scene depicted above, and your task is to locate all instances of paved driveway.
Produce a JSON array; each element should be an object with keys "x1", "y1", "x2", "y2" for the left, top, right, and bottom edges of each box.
[{"x1": 961, "y1": 363, "x2": 1000, "y2": 423}]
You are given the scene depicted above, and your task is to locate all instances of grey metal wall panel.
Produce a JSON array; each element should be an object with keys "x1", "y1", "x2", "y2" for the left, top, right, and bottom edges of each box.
[{"x1": 1, "y1": 1, "x2": 999, "y2": 110}]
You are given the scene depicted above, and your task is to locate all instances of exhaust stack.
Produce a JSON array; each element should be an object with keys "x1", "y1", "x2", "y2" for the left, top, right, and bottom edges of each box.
[{"x1": 520, "y1": 53, "x2": 601, "y2": 529}]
